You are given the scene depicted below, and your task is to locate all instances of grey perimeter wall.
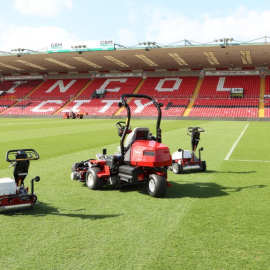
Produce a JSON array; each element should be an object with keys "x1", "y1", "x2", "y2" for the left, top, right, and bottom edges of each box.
[{"x1": 0, "y1": 115, "x2": 270, "y2": 122}]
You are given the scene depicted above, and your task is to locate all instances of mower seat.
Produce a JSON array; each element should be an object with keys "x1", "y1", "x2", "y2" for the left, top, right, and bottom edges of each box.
[{"x1": 117, "y1": 127, "x2": 150, "y2": 153}]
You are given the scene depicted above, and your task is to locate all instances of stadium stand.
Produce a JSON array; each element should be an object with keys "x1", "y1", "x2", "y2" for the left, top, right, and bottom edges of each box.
[
  {"x1": 79, "y1": 77, "x2": 142, "y2": 99},
  {"x1": 2, "y1": 79, "x2": 89, "y2": 115},
  {"x1": 0, "y1": 75, "x2": 265, "y2": 118},
  {"x1": 189, "y1": 98, "x2": 259, "y2": 117},
  {"x1": 0, "y1": 80, "x2": 41, "y2": 99},
  {"x1": 136, "y1": 77, "x2": 198, "y2": 98},
  {"x1": 0, "y1": 100, "x2": 17, "y2": 113},
  {"x1": 30, "y1": 79, "x2": 89, "y2": 99},
  {"x1": 119, "y1": 98, "x2": 190, "y2": 117},
  {"x1": 4, "y1": 99, "x2": 67, "y2": 115},
  {"x1": 56, "y1": 99, "x2": 120, "y2": 116},
  {"x1": 198, "y1": 76, "x2": 260, "y2": 98}
]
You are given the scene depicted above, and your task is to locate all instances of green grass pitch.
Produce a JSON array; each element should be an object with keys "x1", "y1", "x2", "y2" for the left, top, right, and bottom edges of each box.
[{"x1": 0, "y1": 118, "x2": 270, "y2": 270}]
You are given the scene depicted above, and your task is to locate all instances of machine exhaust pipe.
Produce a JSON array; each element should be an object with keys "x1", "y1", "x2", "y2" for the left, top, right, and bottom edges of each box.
[
  {"x1": 182, "y1": 165, "x2": 201, "y2": 171},
  {"x1": 0, "y1": 203, "x2": 32, "y2": 212}
]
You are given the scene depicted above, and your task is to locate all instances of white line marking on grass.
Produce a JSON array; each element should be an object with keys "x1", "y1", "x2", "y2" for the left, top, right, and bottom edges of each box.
[
  {"x1": 224, "y1": 123, "x2": 249, "y2": 161},
  {"x1": 228, "y1": 159, "x2": 270, "y2": 163}
]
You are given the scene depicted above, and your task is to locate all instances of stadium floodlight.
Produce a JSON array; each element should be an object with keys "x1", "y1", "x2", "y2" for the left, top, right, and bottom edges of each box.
[
  {"x1": 71, "y1": 44, "x2": 87, "y2": 50},
  {"x1": 215, "y1": 38, "x2": 234, "y2": 48},
  {"x1": 140, "y1": 41, "x2": 159, "y2": 51}
]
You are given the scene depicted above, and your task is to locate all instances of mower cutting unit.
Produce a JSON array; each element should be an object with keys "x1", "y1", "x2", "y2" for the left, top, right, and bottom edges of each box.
[
  {"x1": 0, "y1": 149, "x2": 40, "y2": 212},
  {"x1": 170, "y1": 127, "x2": 206, "y2": 174},
  {"x1": 71, "y1": 94, "x2": 172, "y2": 197}
]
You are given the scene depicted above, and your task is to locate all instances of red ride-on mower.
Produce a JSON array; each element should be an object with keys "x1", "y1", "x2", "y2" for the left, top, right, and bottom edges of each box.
[
  {"x1": 170, "y1": 127, "x2": 206, "y2": 174},
  {"x1": 0, "y1": 149, "x2": 40, "y2": 212},
  {"x1": 71, "y1": 94, "x2": 172, "y2": 197}
]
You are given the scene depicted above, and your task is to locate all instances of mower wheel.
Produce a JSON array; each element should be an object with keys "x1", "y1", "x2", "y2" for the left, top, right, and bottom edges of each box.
[
  {"x1": 171, "y1": 163, "x2": 182, "y2": 174},
  {"x1": 85, "y1": 167, "x2": 104, "y2": 190},
  {"x1": 147, "y1": 174, "x2": 167, "y2": 198},
  {"x1": 200, "y1": 161, "x2": 207, "y2": 172}
]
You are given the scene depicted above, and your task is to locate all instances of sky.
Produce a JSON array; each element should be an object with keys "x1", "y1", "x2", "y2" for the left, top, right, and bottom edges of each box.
[{"x1": 0, "y1": 0, "x2": 270, "y2": 51}]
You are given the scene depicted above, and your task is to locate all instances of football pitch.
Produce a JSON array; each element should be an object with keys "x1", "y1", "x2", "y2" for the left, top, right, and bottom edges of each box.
[{"x1": 0, "y1": 118, "x2": 270, "y2": 270}]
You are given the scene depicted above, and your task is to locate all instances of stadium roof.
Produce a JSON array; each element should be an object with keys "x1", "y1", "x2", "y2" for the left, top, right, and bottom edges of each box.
[{"x1": 0, "y1": 43, "x2": 270, "y2": 74}]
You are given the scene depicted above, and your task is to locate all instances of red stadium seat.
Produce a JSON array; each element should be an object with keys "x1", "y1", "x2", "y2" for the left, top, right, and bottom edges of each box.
[
  {"x1": 57, "y1": 99, "x2": 120, "y2": 116},
  {"x1": 264, "y1": 99, "x2": 270, "y2": 117},
  {"x1": 4, "y1": 99, "x2": 68, "y2": 115},
  {"x1": 0, "y1": 80, "x2": 42, "y2": 99},
  {"x1": 199, "y1": 76, "x2": 260, "y2": 98},
  {"x1": 0, "y1": 100, "x2": 17, "y2": 113},
  {"x1": 30, "y1": 79, "x2": 89, "y2": 99},
  {"x1": 79, "y1": 77, "x2": 142, "y2": 99},
  {"x1": 189, "y1": 98, "x2": 258, "y2": 117},
  {"x1": 119, "y1": 98, "x2": 190, "y2": 117},
  {"x1": 136, "y1": 77, "x2": 198, "y2": 98}
]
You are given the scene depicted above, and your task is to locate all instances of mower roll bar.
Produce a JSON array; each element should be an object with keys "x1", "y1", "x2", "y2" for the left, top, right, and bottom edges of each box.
[
  {"x1": 6, "y1": 149, "x2": 39, "y2": 162},
  {"x1": 118, "y1": 94, "x2": 163, "y2": 159}
]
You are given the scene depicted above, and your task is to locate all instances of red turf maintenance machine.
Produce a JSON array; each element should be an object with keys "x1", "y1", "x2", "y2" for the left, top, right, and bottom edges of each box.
[
  {"x1": 170, "y1": 127, "x2": 206, "y2": 174},
  {"x1": 0, "y1": 149, "x2": 40, "y2": 212},
  {"x1": 71, "y1": 94, "x2": 172, "y2": 197},
  {"x1": 63, "y1": 111, "x2": 84, "y2": 119}
]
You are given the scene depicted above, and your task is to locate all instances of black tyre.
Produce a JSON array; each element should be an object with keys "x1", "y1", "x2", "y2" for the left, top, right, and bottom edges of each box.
[
  {"x1": 147, "y1": 174, "x2": 167, "y2": 198},
  {"x1": 85, "y1": 167, "x2": 104, "y2": 190},
  {"x1": 172, "y1": 163, "x2": 182, "y2": 174},
  {"x1": 200, "y1": 161, "x2": 207, "y2": 172}
]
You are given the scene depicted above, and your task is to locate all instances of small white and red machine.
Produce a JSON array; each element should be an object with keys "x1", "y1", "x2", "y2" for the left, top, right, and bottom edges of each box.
[
  {"x1": 170, "y1": 127, "x2": 206, "y2": 174},
  {"x1": 0, "y1": 149, "x2": 40, "y2": 212}
]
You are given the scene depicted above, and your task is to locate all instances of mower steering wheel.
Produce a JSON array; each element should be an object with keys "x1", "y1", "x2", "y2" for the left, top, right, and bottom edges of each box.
[{"x1": 116, "y1": 121, "x2": 131, "y2": 131}]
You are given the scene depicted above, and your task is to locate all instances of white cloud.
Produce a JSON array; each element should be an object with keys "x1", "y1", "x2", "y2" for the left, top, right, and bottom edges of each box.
[
  {"x1": 117, "y1": 28, "x2": 137, "y2": 46},
  {"x1": 0, "y1": 25, "x2": 79, "y2": 51},
  {"x1": 14, "y1": 0, "x2": 73, "y2": 17},
  {"x1": 142, "y1": 5, "x2": 270, "y2": 44}
]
